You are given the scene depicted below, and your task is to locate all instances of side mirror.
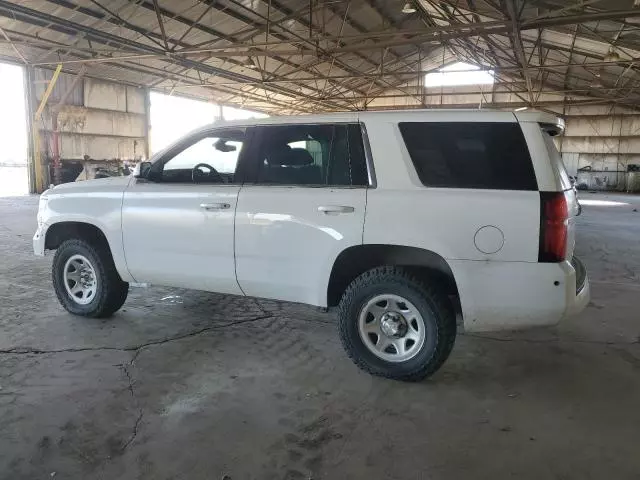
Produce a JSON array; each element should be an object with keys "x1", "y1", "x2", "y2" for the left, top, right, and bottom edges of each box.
[{"x1": 134, "y1": 161, "x2": 152, "y2": 179}]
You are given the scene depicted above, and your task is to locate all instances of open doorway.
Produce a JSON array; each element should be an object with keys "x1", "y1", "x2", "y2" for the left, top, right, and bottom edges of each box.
[
  {"x1": 149, "y1": 92, "x2": 267, "y2": 154},
  {"x1": 0, "y1": 63, "x2": 28, "y2": 196}
]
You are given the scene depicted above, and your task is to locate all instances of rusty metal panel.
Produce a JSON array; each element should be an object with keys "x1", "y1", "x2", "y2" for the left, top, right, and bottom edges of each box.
[
  {"x1": 84, "y1": 78, "x2": 127, "y2": 112},
  {"x1": 55, "y1": 106, "x2": 145, "y2": 137},
  {"x1": 34, "y1": 68, "x2": 83, "y2": 106},
  {"x1": 126, "y1": 86, "x2": 145, "y2": 114},
  {"x1": 562, "y1": 137, "x2": 640, "y2": 154},
  {"x1": 58, "y1": 133, "x2": 145, "y2": 161},
  {"x1": 564, "y1": 115, "x2": 640, "y2": 137}
]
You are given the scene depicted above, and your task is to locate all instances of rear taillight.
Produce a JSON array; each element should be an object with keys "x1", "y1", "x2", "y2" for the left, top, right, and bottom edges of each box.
[{"x1": 539, "y1": 192, "x2": 568, "y2": 262}]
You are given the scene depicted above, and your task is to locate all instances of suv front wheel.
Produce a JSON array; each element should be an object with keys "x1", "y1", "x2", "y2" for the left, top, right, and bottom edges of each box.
[
  {"x1": 52, "y1": 238, "x2": 129, "y2": 317},
  {"x1": 338, "y1": 266, "x2": 456, "y2": 381}
]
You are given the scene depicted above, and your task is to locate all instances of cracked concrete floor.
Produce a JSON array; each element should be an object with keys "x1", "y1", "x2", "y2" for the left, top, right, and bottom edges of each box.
[{"x1": 1, "y1": 192, "x2": 639, "y2": 480}]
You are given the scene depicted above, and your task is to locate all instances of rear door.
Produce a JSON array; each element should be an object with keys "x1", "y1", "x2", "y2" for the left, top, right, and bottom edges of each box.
[{"x1": 234, "y1": 122, "x2": 370, "y2": 307}]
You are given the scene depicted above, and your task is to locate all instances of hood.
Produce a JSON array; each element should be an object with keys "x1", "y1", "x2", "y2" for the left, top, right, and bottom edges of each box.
[{"x1": 45, "y1": 175, "x2": 132, "y2": 195}]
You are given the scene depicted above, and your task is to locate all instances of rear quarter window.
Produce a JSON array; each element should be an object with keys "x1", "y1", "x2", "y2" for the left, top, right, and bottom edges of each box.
[{"x1": 398, "y1": 122, "x2": 538, "y2": 191}]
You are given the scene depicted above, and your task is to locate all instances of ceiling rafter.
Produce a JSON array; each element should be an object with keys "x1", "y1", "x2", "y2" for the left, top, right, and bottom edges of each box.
[{"x1": 2, "y1": 0, "x2": 640, "y2": 113}]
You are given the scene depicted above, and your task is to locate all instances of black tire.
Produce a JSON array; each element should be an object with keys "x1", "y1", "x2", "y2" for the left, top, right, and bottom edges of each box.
[
  {"x1": 338, "y1": 266, "x2": 456, "y2": 381},
  {"x1": 52, "y1": 238, "x2": 129, "y2": 318}
]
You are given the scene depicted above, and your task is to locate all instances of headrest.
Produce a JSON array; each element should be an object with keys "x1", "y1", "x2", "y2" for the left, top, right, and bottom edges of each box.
[{"x1": 266, "y1": 147, "x2": 314, "y2": 166}]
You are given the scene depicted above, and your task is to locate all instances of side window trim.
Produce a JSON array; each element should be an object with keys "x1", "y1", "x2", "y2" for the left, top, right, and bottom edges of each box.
[
  {"x1": 358, "y1": 122, "x2": 377, "y2": 188},
  {"x1": 243, "y1": 122, "x2": 371, "y2": 188}
]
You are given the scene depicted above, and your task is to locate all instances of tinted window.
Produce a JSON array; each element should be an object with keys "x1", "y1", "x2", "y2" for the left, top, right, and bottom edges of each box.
[
  {"x1": 253, "y1": 124, "x2": 368, "y2": 186},
  {"x1": 398, "y1": 122, "x2": 537, "y2": 190}
]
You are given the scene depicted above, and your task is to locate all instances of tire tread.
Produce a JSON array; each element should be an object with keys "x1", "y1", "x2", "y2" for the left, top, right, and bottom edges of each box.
[
  {"x1": 338, "y1": 266, "x2": 456, "y2": 381},
  {"x1": 52, "y1": 239, "x2": 128, "y2": 318}
]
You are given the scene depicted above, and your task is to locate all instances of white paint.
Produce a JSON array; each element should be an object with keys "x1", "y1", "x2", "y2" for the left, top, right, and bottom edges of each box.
[
  {"x1": 234, "y1": 186, "x2": 366, "y2": 306},
  {"x1": 121, "y1": 179, "x2": 243, "y2": 294},
  {"x1": 474, "y1": 226, "x2": 504, "y2": 254},
  {"x1": 33, "y1": 176, "x2": 134, "y2": 282},
  {"x1": 34, "y1": 109, "x2": 590, "y2": 333}
]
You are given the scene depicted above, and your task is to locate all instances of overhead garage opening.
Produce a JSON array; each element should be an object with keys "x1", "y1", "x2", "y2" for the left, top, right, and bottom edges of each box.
[
  {"x1": 424, "y1": 62, "x2": 495, "y2": 88},
  {"x1": 0, "y1": 62, "x2": 28, "y2": 196},
  {"x1": 149, "y1": 92, "x2": 267, "y2": 154}
]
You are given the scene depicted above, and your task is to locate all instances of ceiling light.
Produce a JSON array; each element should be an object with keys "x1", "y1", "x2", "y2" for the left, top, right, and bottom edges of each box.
[
  {"x1": 402, "y1": 2, "x2": 416, "y2": 14},
  {"x1": 244, "y1": 57, "x2": 258, "y2": 69},
  {"x1": 604, "y1": 48, "x2": 620, "y2": 63},
  {"x1": 514, "y1": 106, "x2": 528, "y2": 112}
]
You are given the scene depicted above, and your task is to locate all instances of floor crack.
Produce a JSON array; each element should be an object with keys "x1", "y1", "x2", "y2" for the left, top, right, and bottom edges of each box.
[
  {"x1": 0, "y1": 314, "x2": 273, "y2": 356},
  {"x1": 115, "y1": 354, "x2": 144, "y2": 453}
]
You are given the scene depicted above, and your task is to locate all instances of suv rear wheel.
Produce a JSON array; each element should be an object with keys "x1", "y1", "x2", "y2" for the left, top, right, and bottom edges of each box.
[
  {"x1": 338, "y1": 266, "x2": 456, "y2": 381},
  {"x1": 52, "y1": 238, "x2": 129, "y2": 317}
]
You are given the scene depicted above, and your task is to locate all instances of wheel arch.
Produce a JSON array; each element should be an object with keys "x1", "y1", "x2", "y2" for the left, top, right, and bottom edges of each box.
[
  {"x1": 45, "y1": 221, "x2": 111, "y2": 252},
  {"x1": 327, "y1": 244, "x2": 460, "y2": 309}
]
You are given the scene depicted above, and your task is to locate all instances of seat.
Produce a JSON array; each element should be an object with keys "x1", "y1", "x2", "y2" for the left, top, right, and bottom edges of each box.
[{"x1": 263, "y1": 148, "x2": 321, "y2": 185}]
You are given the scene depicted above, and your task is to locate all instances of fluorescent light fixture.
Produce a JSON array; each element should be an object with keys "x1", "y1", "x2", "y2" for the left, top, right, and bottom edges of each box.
[
  {"x1": 514, "y1": 106, "x2": 528, "y2": 112},
  {"x1": 402, "y1": 2, "x2": 416, "y2": 13}
]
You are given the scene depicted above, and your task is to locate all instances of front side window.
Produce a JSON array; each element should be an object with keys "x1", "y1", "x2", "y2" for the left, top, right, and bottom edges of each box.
[
  {"x1": 398, "y1": 122, "x2": 537, "y2": 191},
  {"x1": 252, "y1": 124, "x2": 368, "y2": 186},
  {"x1": 151, "y1": 129, "x2": 245, "y2": 184}
]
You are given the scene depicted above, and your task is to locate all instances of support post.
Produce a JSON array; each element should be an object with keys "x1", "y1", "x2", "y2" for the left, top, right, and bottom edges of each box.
[
  {"x1": 32, "y1": 63, "x2": 62, "y2": 193},
  {"x1": 144, "y1": 87, "x2": 152, "y2": 159},
  {"x1": 24, "y1": 65, "x2": 36, "y2": 194}
]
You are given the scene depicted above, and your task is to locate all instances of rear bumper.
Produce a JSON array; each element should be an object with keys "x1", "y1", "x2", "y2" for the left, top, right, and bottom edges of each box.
[
  {"x1": 565, "y1": 256, "x2": 590, "y2": 317},
  {"x1": 450, "y1": 257, "x2": 590, "y2": 332}
]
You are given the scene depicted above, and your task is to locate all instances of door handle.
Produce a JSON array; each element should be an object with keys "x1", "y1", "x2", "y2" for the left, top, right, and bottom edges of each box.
[
  {"x1": 317, "y1": 205, "x2": 355, "y2": 214},
  {"x1": 200, "y1": 203, "x2": 231, "y2": 210}
]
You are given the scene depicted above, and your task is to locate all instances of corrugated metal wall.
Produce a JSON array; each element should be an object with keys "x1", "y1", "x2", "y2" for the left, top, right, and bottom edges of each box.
[
  {"x1": 34, "y1": 70, "x2": 148, "y2": 164},
  {"x1": 559, "y1": 105, "x2": 640, "y2": 192}
]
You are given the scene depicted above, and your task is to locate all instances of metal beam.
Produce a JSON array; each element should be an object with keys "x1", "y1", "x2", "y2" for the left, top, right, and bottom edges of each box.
[
  {"x1": 504, "y1": 0, "x2": 534, "y2": 103},
  {"x1": 151, "y1": 0, "x2": 170, "y2": 50},
  {"x1": 0, "y1": 0, "x2": 352, "y2": 110},
  {"x1": 33, "y1": 64, "x2": 62, "y2": 193}
]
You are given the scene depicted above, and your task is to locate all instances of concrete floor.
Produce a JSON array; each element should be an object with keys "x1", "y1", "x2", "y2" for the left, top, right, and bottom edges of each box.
[{"x1": 1, "y1": 192, "x2": 639, "y2": 480}]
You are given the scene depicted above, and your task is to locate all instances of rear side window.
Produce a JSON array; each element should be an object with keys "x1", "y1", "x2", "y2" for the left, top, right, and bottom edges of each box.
[
  {"x1": 398, "y1": 122, "x2": 537, "y2": 190},
  {"x1": 251, "y1": 124, "x2": 369, "y2": 187}
]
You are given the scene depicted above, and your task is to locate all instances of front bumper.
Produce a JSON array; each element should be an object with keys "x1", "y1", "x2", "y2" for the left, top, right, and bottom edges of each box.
[{"x1": 33, "y1": 224, "x2": 47, "y2": 256}]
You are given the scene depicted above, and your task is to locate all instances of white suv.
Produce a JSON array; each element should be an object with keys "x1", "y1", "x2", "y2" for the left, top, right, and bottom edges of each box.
[{"x1": 34, "y1": 110, "x2": 590, "y2": 381}]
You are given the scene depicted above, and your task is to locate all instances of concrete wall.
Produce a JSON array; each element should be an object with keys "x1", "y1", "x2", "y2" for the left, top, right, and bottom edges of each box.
[
  {"x1": 558, "y1": 106, "x2": 640, "y2": 191},
  {"x1": 35, "y1": 69, "x2": 148, "y2": 163}
]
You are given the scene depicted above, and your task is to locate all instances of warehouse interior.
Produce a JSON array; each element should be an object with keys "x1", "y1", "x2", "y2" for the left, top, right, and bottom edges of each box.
[{"x1": 1, "y1": 1, "x2": 640, "y2": 479}]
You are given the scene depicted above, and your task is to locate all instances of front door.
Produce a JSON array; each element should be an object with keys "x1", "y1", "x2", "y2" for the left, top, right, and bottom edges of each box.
[
  {"x1": 234, "y1": 122, "x2": 370, "y2": 306},
  {"x1": 122, "y1": 128, "x2": 247, "y2": 293}
]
